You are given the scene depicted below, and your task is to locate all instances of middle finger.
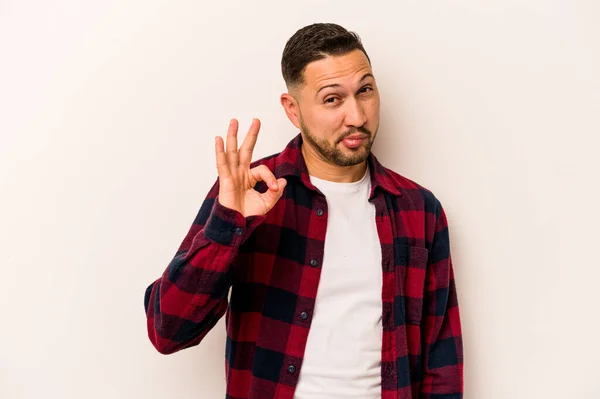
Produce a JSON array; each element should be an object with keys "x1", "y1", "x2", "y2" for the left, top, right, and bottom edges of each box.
[{"x1": 226, "y1": 118, "x2": 239, "y2": 169}]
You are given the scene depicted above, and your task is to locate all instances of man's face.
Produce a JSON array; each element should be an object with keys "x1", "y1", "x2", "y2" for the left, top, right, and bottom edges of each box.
[{"x1": 295, "y1": 49, "x2": 380, "y2": 167}]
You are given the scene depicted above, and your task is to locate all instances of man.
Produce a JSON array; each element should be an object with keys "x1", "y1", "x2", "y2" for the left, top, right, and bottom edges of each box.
[{"x1": 144, "y1": 23, "x2": 463, "y2": 399}]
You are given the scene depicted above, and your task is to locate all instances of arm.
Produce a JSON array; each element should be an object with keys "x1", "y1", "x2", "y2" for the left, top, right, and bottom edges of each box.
[
  {"x1": 420, "y1": 200, "x2": 464, "y2": 398},
  {"x1": 143, "y1": 179, "x2": 266, "y2": 354},
  {"x1": 143, "y1": 118, "x2": 287, "y2": 355}
]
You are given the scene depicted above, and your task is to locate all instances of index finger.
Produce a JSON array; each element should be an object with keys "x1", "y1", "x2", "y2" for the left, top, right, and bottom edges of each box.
[{"x1": 239, "y1": 118, "x2": 261, "y2": 166}]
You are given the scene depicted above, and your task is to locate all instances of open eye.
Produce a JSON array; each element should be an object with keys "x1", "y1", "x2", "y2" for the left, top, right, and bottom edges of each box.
[
  {"x1": 324, "y1": 96, "x2": 339, "y2": 104},
  {"x1": 359, "y1": 85, "x2": 373, "y2": 94}
]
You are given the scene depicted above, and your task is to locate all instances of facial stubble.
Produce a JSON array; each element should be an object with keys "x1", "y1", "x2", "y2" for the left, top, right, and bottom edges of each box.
[{"x1": 299, "y1": 116, "x2": 375, "y2": 167}]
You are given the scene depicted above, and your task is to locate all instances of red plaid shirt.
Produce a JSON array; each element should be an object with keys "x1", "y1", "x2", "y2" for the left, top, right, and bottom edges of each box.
[{"x1": 144, "y1": 134, "x2": 463, "y2": 398}]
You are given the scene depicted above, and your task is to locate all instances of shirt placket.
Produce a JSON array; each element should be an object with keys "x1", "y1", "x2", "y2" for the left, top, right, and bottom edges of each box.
[{"x1": 371, "y1": 193, "x2": 398, "y2": 398}]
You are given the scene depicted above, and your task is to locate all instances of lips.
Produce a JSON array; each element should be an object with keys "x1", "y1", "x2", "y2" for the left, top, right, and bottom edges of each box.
[
  {"x1": 343, "y1": 133, "x2": 368, "y2": 141},
  {"x1": 341, "y1": 134, "x2": 368, "y2": 149}
]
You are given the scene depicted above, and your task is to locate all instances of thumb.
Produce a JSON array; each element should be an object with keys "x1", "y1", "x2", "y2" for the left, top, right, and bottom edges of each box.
[{"x1": 261, "y1": 178, "x2": 287, "y2": 209}]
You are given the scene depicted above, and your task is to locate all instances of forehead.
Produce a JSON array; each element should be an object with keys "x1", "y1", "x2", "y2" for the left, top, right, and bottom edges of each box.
[{"x1": 302, "y1": 49, "x2": 373, "y2": 90}]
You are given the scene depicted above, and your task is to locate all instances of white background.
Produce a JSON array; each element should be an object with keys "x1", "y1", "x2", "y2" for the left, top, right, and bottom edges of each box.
[{"x1": 1, "y1": 1, "x2": 599, "y2": 398}]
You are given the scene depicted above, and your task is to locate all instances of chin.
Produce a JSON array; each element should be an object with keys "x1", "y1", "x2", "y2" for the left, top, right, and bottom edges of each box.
[{"x1": 336, "y1": 150, "x2": 370, "y2": 166}]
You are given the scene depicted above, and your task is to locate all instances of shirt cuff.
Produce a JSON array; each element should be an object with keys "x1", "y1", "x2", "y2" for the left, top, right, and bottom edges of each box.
[{"x1": 203, "y1": 198, "x2": 266, "y2": 246}]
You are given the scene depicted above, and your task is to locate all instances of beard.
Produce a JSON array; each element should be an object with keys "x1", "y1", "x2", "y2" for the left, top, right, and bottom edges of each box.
[{"x1": 299, "y1": 116, "x2": 376, "y2": 167}]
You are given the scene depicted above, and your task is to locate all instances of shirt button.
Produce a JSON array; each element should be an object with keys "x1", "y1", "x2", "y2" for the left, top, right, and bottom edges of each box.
[
  {"x1": 309, "y1": 259, "x2": 319, "y2": 267},
  {"x1": 234, "y1": 228, "x2": 244, "y2": 236},
  {"x1": 300, "y1": 311, "x2": 309, "y2": 320},
  {"x1": 287, "y1": 364, "x2": 296, "y2": 373},
  {"x1": 316, "y1": 208, "x2": 324, "y2": 216}
]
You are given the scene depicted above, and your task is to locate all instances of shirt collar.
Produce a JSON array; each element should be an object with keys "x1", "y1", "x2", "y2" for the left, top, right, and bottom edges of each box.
[{"x1": 273, "y1": 133, "x2": 402, "y2": 197}]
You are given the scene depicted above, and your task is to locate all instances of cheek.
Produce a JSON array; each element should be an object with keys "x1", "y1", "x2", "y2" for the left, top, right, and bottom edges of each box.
[
  {"x1": 365, "y1": 98, "x2": 381, "y2": 124},
  {"x1": 368, "y1": 94, "x2": 381, "y2": 114},
  {"x1": 308, "y1": 107, "x2": 345, "y2": 131}
]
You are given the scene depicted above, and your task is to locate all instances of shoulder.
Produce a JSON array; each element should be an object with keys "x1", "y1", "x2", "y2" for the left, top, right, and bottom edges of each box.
[
  {"x1": 383, "y1": 166, "x2": 444, "y2": 217},
  {"x1": 382, "y1": 167, "x2": 451, "y2": 251}
]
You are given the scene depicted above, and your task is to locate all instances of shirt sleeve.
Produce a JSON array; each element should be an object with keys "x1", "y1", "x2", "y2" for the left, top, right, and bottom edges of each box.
[
  {"x1": 420, "y1": 200, "x2": 464, "y2": 398},
  {"x1": 143, "y1": 179, "x2": 266, "y2": 354}
]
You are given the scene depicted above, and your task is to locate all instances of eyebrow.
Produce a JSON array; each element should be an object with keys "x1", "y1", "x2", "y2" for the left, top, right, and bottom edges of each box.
[{"x1": 315, "y1": 73, "x2": 375, "y2": 96}]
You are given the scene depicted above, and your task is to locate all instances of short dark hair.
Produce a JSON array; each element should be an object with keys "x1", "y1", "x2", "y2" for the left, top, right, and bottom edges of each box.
[{"x1": 281, "y1": 23, "x2": 370, "y2": 89}]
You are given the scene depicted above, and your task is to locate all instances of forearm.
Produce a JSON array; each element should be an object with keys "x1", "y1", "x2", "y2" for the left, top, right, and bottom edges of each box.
[
  {"x1": 144, "y1": 197, "x2": 265, "y2": 354},
  {"x1": 144, "y1": 234, "x2": 235, "y2": 354}
]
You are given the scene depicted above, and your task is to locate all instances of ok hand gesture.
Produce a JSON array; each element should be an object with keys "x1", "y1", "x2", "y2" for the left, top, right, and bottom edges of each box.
[{"x1": 215, "y1": 119, "x2": 287, "y2": 217}]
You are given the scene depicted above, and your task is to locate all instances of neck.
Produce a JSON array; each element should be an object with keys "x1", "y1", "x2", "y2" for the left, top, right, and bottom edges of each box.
[{"x1": 301, "y1": 142, "x2": 367, "y2": 183}]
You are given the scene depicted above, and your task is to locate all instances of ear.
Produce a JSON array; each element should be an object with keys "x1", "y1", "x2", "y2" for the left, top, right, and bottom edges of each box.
[{"x1": 280, "y1": 92, "x2": 301, "y2": 129}]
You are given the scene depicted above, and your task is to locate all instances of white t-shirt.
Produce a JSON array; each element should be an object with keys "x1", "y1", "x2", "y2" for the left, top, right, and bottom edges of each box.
[{"x1": 294, "y1": 167, "x2": 383, "y2": 399}]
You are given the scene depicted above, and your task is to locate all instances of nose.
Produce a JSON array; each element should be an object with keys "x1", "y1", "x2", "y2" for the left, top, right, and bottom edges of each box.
[{"x1": 344, "y1": 97, "x2": 367, "y2": 128}]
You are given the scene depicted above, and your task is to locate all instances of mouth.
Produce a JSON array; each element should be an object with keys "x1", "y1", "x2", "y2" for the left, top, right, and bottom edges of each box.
[{"x1": 340, "y1": 133, "x2": 369, "y2": 149}]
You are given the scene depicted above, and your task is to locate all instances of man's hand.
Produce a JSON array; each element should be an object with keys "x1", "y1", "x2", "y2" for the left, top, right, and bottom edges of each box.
[{"x1": 215, "y1": 118, "x2": 287, "y2": 217}]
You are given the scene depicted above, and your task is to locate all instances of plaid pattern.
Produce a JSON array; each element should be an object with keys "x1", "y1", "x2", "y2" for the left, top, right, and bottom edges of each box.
[{"x1": 144, "y1": 134, "x2": 463, "y2": 399}]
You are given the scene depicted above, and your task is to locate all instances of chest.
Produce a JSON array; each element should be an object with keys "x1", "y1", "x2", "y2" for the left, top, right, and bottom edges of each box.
[{"x1": 235, "y1": 183, "x2": 429, "y2": 323}]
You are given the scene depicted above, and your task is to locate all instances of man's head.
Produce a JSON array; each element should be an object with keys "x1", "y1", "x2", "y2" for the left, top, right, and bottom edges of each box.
[{"x1": 280, "y1": 23, "x2": 380, "y2": 168}]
